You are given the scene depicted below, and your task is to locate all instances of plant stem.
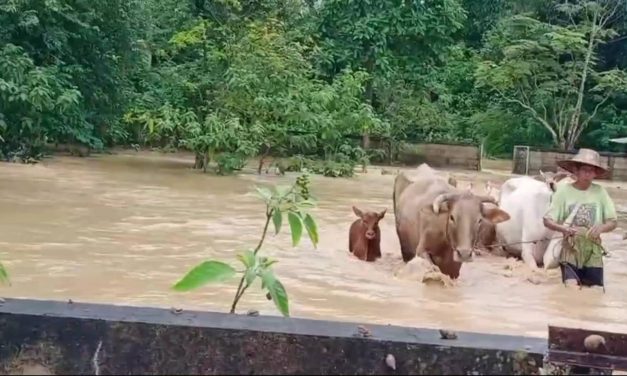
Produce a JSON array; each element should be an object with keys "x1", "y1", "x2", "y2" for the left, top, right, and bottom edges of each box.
[
  {"x1": 253, "y1": 209, "x2": 273, "y2": 255},
  {"x1": 229, "y1": 209, "x2": 273, "y2": 314},
  {"x1": 229, "y1": 274, "x2": 247, "y2": 314}
]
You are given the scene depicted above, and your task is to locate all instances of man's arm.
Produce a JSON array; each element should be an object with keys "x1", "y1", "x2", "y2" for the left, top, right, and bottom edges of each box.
[
  {"x1": 543, "y1": 187, "x2": 572, "y2": 235},
  {"x1": 588, "y1": 188, "x2": 618, "y2": 238},
  {"x1": 600, "y1": 219, "x2": 617, "y2": 233},
  {"x1": 543, "y1": 217, "x2": 576, "y2": 236}
]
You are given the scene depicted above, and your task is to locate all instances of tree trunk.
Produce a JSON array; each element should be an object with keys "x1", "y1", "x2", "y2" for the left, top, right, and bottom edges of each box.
[
  {"x1": 257, "y1": 146, "x2": 270, "y2": 174},
  {"x1": 362, "y1": 49, "x2": 375, "y2": 150},
  {"x1": 565, "y1": 130, "x2": 578, "y2": 152},
  {"x1": 194, "y1": 152, "x2": 204, "y2": 170},
  {"x1": 362, "y1": 72, "x2": 372, "y2": 150},
  {"x1": 202, "y1": 152, "x2": 209, "y2": 173},
  {"x1": 569, "y1": 13, "x2": 598, "y2": 146}
]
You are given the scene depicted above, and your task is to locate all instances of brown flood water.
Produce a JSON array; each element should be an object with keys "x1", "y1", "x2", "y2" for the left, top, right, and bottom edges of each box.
[{"x1": 1, "y1": 151, "x2": 626, "y2": 339}]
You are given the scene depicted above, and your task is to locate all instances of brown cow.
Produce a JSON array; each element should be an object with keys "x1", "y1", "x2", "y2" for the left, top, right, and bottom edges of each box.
[
  {"x1": 349, "y1": 206, "x2": 386, "y2": 262},
  {"x1": 393, "y1": 164, "x2": 510, "y2": 279}
]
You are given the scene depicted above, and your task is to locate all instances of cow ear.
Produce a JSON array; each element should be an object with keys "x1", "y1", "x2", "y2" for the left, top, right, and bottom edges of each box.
[
  {"x1": 352, "y1": 206, "x2": 364, "y2": 218},
  {"x1": 378, "y1": 208, "x2": 387, "y2": 219},
  {"x1": 482, "y1": 206, "x2": 510, "y2": 224}
]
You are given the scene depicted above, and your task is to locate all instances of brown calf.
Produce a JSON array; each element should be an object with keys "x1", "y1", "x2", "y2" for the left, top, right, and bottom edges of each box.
[{"x1": 349, "y1": 206, "x2": 386, "y2": 262}]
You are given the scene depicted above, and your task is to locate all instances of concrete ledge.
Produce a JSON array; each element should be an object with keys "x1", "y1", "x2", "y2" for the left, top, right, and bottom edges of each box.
[{"x1": 0, "y1": 298, "x2": 545, "y2": 375}]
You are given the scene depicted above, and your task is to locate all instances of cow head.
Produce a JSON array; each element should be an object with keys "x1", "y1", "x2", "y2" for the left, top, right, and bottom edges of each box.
[
  {"x1": 353, "y1": 206, "x2": 386, "y2": 240},
  {"x1": 432, "y1": 192, "x2": 510, "y2": 262},
  {"x1": 538, "y1": 170, "x2": 572, "y2": 192}
]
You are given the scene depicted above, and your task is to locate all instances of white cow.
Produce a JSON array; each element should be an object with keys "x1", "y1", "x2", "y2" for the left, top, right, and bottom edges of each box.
[{"x1": 495, "y1": 171, "x2": 572, "y2": 269}]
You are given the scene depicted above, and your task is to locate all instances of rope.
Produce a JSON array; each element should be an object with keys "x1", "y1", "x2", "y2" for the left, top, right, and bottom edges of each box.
[
  {"x1": 563, "y1": 233, "x2": 608, "y2": 293},
  {"x1": 482, "y1": 233, "x2": 609, "y2": 293},
  {"x1": 483, "y1": 234, "x2": 609, "y2": 257},
  {"x1": 482, "y1": 236, "x2": 563, "y2": 249}
]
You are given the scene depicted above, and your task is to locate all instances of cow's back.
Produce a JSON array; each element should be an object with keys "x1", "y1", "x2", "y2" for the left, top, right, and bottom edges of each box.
[
  {"x1": 395, "y1": 165, "x2": 453, "y2": 221},
  {"x1": 496, "y1": 177, "x2": 552, "y2": 254},
  {"x1": 394, "y1": 164, "x2": 455, "y2": 261}
]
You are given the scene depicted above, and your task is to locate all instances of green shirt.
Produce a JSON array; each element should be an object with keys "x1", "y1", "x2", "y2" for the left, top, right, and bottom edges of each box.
[{"x1": 545, "y1": 182, "x2": 617, "y2": 268}]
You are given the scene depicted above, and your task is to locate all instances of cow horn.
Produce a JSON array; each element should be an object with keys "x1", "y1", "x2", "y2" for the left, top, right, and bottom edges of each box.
[{"x1": 432, "y1": 193, "x2": 458, "y2": 214}]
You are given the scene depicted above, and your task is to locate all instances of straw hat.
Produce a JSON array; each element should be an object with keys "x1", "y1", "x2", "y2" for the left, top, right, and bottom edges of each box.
[{"x1": 556, "y1": 148, "x2": 609, "y2": 178}]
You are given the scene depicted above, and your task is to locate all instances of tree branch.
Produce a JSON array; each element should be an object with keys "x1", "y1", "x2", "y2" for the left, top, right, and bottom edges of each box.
[
  {"x1": 496, "y1": 88, "x2": 558, "y2": 144},
  {"x1": 531, "y1": 74, "x2": 551, "y2": 123},
  {"x1": 568, "y1": 8, "x2": 598, "y2": 138},
  {"x1": 580, "y1": 94, "x2": 611, "y2": 131},
  {"x1": 598, "y1": 0, "x2": 622, "y2": 29}
]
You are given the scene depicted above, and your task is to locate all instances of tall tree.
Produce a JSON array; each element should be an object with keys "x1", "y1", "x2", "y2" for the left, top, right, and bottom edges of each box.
[
  {"x1": 315, "y1": 0, "x2": 466, "y2": 148},
  {"x1": 476, "y1": 0, "x2": 627, "y2": 150}
]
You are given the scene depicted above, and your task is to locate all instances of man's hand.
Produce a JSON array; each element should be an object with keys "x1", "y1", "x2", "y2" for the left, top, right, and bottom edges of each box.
[
  {"x1": 586, "y1": 220, "x2": 617, "y2": 239},
  {"x1": 562, "y1": 226, "x2": 578, "y2": 237},
  {"x1": 586, "y1": 225, "x2": 603, "y2": 239}
]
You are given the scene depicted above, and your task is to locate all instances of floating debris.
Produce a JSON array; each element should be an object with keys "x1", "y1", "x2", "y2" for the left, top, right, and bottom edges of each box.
[
  {"x1": 439, "y1": 329, "x2": 458, "y2": 340},
  {"x1": 583, "y1": 334, "x2": 607, "y2": 353},
  {"x1": 170, "y1": 307, "x2": 183, "y2": 315},
  {"x1": 355, "y1": 325, "x2": 372, "y2": 338},
  {"x1": 385, "y1": 354, "x2": 396, "y2": 370}
]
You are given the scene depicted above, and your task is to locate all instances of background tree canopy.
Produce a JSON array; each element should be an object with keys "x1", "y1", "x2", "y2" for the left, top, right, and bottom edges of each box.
[{"x1": 1, "y1": 0, "x2": 626, "y2": 169}]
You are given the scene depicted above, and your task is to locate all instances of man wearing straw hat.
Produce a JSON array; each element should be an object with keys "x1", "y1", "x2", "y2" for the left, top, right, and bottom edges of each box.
[{"x1": 543, "y1": 148, "x2": 617, "y2": 288}]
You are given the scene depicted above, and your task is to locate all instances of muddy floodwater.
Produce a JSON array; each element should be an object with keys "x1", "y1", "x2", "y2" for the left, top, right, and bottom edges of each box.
[{"x1": 1, "y1": 151, "x2": 626, "y2": 339}]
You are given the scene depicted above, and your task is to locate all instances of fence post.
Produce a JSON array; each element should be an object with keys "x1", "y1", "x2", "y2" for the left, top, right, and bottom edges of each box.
[
  {"x1": 608, "y1": 155, "x2": 615, "y2": 180},
  {"x1": 478, "y1": 142, "x2": 483, "y2": 171}
]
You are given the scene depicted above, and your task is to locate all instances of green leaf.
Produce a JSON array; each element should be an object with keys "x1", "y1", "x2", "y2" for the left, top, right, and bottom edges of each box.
[
  {"x1": 172, "y1": 261, "x2": 236, "y2": 292},
  {"x1": 255, "y1": 186, "x2": 273, "y2": 203},
  {"x1": 261, "y1": 270, "x2": 289, "y2": 317},
  {"x1": 272, "y1": 209, "x2": 282, "y2": 234},
  {"x1": 236, "y1": 250, "x2": 256, "y2": 268},
  {"x1": 287, "y1": 211, "x2": 303, "y2": 246},
  {"x1": 244, "y1": 267, "x2": 257, "y2": 288},
  {"x1": 237, "y1": 250, "x2": 259, "y2": 287},
  {"x1": 297, "y1": 199, "x2": 316, "y2": 209},
  {"x1": 0, "y1": 263, "x2": 9, "y2": 286},
  {"x1": 275, "y1": 185, "x2": 292, "y2": 198},
  {"x1": 259, "y1": 256, "x2": 279, "y2": 269},
  {"x1": 303, "y1": 213, "x2": 319, "y2": 248}
]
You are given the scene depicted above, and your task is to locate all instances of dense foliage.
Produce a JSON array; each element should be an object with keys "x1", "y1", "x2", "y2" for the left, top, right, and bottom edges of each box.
[{"x1": 1, "y1": 0, "x2": 626, "y2": 167}]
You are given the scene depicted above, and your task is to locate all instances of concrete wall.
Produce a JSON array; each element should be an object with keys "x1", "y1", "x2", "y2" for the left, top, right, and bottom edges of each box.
[
  {"x1": 0, "y1": 298, "x2": 545, "y2": 375},
  {"x1": 610, "y1": 156, "x2": 627, "y2": 181},
  {"x1": 514, "y1": 148, "x2": 627, "y2": 181},
  {"x1": 398, "y1": 143, "x2": 481, "y2": 171}
]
